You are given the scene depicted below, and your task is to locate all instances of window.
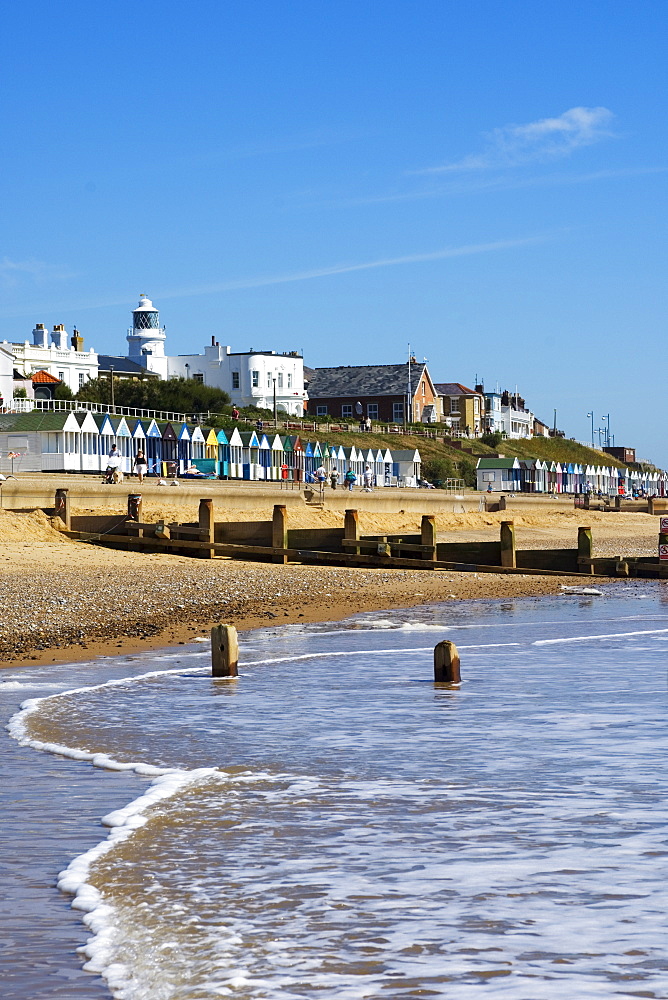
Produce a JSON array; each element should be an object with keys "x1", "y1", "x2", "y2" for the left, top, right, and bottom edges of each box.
[
  {"x1": 277, "y1": 372, "x2": 283, "y2": 388},
  {"x1": 367, "y1": 403, "x2": 379, "y2": 419},
  {"x1": 78, "y1": 372, "x2": 85, "y2": 387},
  {"x1": 392, "y1": 402, "x2": 404, "y2": 422},
  {"x1": 58, "y1": 370, "x2": 65, "y2": 382},
  {"x1": 267, "y1": 371, "x2": 273, "y2": 388},
  {"x1": 193, "y1": 373, "x2": 204, "y2": 383},
  {"x1": 474, "y1": 397, "x2": 480, "y2": 414},
  {"x1": 482, "y1": 471, "x2": 495, "y2": 482},
  {"x1": 341, "y1": 404, "x2": 353, "y2": 418},
  {"x1": 251, "y1": 370, "x2": 259, "y2": 387},
  {"x1": 421, "y1": 381, "x2": 426, "y2": 396},
  {"x1": 287, "y1": 372, "x2": 292, "y2": 388},
  {"x1": 232, "y1": 371, "x2": 240, "y2": 389},
  {"x1": 316, "y1": 405, "x2": 328, "y2": 416},
  {"x1": 450, "y1": 397, "x2": 460, "y2": 413}
]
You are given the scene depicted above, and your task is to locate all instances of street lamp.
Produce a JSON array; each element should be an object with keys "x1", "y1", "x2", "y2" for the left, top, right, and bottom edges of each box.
[
  {"x1": 587, "y1": 411, "x2": 594, "y2": 448},
  {"x1": 601, "y1": 414, "x2": 610, "y2": 449},
  {"x1": 109, "y1": 365, "x2": 115, "y2": 414},
  {"x1": 185, "y1": 363, "x2": 190, "y2": 380}
]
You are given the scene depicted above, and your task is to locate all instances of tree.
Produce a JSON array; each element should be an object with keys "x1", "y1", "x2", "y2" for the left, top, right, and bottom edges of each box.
[
  {"x1": 75, "y1": 376, "x2": 230, "y2": 413},
  {"x1": 55, "y1": 383, "x2": 75, "y2": 400}
]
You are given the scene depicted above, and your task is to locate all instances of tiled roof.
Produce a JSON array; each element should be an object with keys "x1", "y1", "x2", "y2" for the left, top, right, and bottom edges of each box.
[
  {"x1": 307, "y1": 363, "x2": 427, "y2": 399},
  {"x1": 434, "y1": 382, "x2": 477, "y2": 395},
  {"x1": 31, "y1": 370, "x2": 61, "y2": 384}
]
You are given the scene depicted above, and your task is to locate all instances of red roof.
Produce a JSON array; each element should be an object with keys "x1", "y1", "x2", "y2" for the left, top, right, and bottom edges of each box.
[{"x1": 31, "y1": 370, "x2": 61, "y2": 384}]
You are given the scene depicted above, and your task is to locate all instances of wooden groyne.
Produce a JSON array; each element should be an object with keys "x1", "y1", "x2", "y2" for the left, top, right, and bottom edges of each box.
[{"x1": 45, "y1": 489, "x2": 668, "y2": 579}]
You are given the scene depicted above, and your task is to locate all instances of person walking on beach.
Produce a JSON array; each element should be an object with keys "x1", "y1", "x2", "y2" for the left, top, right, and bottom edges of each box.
[
  {"x1": 133, "y1": 448, "x2": 147, "y2": 483},
  {"x1": 315, "y1": 464, "x2": 327, "y2": 498},
  {"x1": 105, "y1": 443, "x2": 121, "y2": 483},
  {"x1": 362, "y1": 465, "x2": 374, "y2": 492},
  {"x1": 345, "y1": 468, "x2": 357, "y2": 491},
  {"x1": 330, "y1": 467, "x2": 340, "y2": 490}
]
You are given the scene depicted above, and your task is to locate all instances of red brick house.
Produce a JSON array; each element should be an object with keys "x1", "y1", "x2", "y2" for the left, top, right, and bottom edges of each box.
[{"x1": 305, "y1": 362, "x2": 440, "y2": 424}]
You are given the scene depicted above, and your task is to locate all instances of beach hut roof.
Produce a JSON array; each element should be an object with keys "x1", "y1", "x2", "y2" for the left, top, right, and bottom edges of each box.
[
  {"x1": 190, "y1": 426, "x2": 205, "y2": 443},
  {"x1": 239, "y1": 429, "x2": 260, "y2": 447},
  {"x1": 216, "y1": 427, "x2": 230, "y2": 444},
  {"x1": 205, "y1": 428, "x2": 218, "y2": 446},
  {"x1": 144, "y1": 419, "x2": 161, "y2": 438},
  {"x1": 74, "y1": 410, "x2": 100, "y2": 433},
  {"x1": 476, "y1": 457, "x2": 520, "y2": 469}
]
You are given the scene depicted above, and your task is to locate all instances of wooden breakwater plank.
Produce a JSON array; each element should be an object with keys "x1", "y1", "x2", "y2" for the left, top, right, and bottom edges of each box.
[{"x1": 62, "y1": 529, "x2": 611, "y2": 577}]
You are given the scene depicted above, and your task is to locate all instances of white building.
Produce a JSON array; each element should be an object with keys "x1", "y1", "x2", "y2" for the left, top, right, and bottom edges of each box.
[
  {"x1": 0, "y1": 345, "x2": 14, "y2": 408},
  {"x1": 484, "y1": 389, "x2": 535, "y2": 439},
  {"x1": 4, "y1": 324, "x2": 98, "y2": 394},
  {"x1": 125, "y1": 295, "x2": 307, "y2": 416}
]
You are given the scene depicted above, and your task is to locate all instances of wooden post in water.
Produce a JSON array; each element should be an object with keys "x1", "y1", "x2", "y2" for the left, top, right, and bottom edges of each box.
[
  {"x1": 211, "y1": 624, "x2": 238, "y2": 677},
  {"x1": 421, "y1": 514, "x2": 437, "y2": 562},
  {"x1": 344, "y1": 509, "x2": 360, "y2": 556},
  {"x1": 272, "y1": 504, "x2": 288, "y2": 564},
  {"x1": 199, "y1": 498, "x2": 214, "y2": 559},
  {"x1": 434, "y1": 640, "x2": 461, "y2": 683},
  {"x1": 500, "y1": 520, "x2": 516, "y2": 568},
  {"x1": 578, "y1": 526, "x2": 594, "y2": 574},
  {"x1": 54, "y1": 488, "x2": 70, "y2": 530}
]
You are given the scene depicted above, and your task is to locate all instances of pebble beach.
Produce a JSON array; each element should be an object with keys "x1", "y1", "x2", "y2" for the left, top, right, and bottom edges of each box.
[{"x1": 1, "y1": 488, "x2": 662, "y2": 667}]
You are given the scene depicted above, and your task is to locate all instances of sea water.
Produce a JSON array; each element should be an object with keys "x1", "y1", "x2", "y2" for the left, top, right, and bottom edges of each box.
[{"x1": 3, "y1": 585, "x2": 668, "y2": 999}]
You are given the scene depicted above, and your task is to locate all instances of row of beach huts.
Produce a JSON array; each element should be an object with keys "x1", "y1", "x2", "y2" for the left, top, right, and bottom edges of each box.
[
  {"x1": 476, "y1": 456, "x2": 668, "y2": 496},
  {"x1": 0, "y1": 410, "x2": 422, "y2": 485}
]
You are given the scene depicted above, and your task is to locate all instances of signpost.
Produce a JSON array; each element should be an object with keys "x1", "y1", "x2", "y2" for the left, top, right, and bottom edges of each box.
[{"x1": 659, "y1": 517, "x2": 668, "y2": 561}]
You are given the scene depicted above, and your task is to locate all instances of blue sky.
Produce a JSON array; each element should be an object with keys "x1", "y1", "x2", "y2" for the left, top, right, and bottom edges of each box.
[{"x1": 1, "y1": 1, "x2": 666, "y2": 461}]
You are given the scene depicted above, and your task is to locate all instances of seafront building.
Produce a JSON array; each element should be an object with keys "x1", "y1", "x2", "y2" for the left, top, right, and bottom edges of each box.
[{"x1": 116, "y1": 295, "x2": 307, "y2": 416}]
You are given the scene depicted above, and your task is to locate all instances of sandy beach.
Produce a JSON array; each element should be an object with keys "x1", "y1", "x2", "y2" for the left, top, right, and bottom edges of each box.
[{"x1": 0, "y1": 489, "x2": 661, "y2": 668}]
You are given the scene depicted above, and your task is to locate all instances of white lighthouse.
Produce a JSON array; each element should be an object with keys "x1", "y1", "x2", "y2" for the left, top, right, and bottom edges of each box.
[{"x1": 126, "y1": 294, "x2": 168, "y2": 377}]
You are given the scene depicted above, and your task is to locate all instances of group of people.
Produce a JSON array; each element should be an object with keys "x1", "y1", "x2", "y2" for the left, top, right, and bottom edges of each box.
[
  {"x1": 313, "y1": 464, "x2": 375, "y2": 492},
  {"x1": 104, "y1": 444, "x2": 148, "y2": 485}
]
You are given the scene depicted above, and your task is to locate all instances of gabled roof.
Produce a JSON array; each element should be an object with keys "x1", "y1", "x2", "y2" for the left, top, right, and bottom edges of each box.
[
  {"x1": 31, "y1": 370, "x2": 61, "y2": 384},
  {"x1": 307, "y1": 362, "x2": 429, "y2": 399},
  {"x1": 433, "y1": 382, "x2": 478, "y2": 395}
]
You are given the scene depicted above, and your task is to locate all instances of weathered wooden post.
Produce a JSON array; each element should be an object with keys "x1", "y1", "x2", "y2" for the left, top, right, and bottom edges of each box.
[
  {"x1": 421, "y1": 514, "x2": 437, "y2": 562},
  {"x1": 198, "y1": 498, "x2": 214, "y2": 559},
  {"x1": 500, "y1": 520, "x2": 516, "y2": 568},
  {"x1": 614, "y1": 495, "x2": 622, "y2": 511},
  {"x1": 434, "y1": 640, "x2": 461, "y2": 683},
  {"x1": 54, "y1": 488, "x2": 71, "y2": 530},
  {"x1": 211, "y1": 624, "x2": 238, "y2": 677},
  {"x1": 344, "y1": 509, "x2": 360, "y2": 556},
  {"x1": 154, "y1": 520, "x2": 171, "y2": 540},
  {"x1": 272, "y1": 504, "x2": 288, "y2": 564},
  {"x1": 578, "y1": 526, "x2": 594, "y2": 574},
  {"x1": 127, "y1": 493, "x2": 142, "y2": 521}
]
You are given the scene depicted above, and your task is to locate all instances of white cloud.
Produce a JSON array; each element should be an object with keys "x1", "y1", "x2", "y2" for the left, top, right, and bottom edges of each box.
[
  {"x1": 0, "y1": 256, "x2": 73, "y2": 287},
  {"x1": 419, "y1": 107, "x2": 615, "y2": 174}
]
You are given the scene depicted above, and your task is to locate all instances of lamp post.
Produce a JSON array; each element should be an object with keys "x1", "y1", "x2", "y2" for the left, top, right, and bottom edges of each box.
[
  {"x1": 185, "y1": 363, "x2": 190, "y2": 380},
  {"x1": 602, "y1": 414, "x2": 610, "y2": 449},
  {"x1": 273, "y1": 378, "x2": 277, "y2": 424},
  {"x1": 109, "y1": 365, "x2": 115, "y2": 414},
  {"x1": 587, "y1": 411, "x2": 594, "y2": 447}
]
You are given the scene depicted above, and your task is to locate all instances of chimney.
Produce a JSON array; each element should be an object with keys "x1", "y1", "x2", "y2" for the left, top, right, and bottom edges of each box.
[
  {"x1": 51, "y1": 324, "x2": 68, "y2": 350},
  {"x1": 32, "y1": 323, "x2": 48, "y2": 348},
  {"x1": 71, "y1": 328, "x2": 84, "y2": 352},
  {"x1": 211, "y1": 336, "x2": 216, "y2": 346}
]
